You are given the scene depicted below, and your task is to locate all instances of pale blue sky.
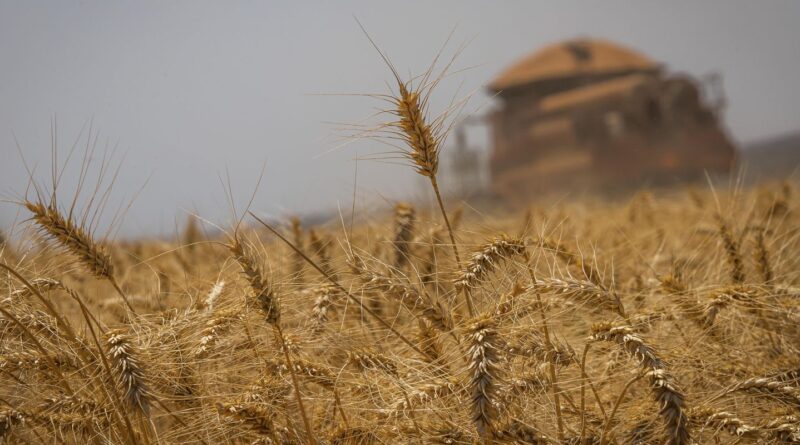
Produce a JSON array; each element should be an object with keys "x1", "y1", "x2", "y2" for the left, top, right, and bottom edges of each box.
[{"x1": 2, "y1": 1, "x2": 799, "y2": 236}]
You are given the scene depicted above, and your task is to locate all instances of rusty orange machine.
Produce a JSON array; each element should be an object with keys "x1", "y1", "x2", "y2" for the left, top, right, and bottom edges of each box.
[{"x1": 486, "y1": 38, "x2": 736, "y2": 199}]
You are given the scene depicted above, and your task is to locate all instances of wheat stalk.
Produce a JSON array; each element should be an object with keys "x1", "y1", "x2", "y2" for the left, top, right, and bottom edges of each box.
[
  {"x1": 309, "y1": 229, "x2": 333, "y2": 276},
  {"x1": 290, "y1": 216, "x2": 306, "y2": 282},
  {"x1": 383, "y1": 71, "x2": 462, "y2": 278}
]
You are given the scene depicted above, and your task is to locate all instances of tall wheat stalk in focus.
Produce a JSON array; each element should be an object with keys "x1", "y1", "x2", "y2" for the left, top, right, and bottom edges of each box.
[{"x1": 359, "y1": 23, "x2": 471, "y2": 313}]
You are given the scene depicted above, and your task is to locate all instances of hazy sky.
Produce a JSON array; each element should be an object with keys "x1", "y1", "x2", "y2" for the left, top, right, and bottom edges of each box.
[{"x1": 2, "y1": 1, "x2": 799, "y2": 236}]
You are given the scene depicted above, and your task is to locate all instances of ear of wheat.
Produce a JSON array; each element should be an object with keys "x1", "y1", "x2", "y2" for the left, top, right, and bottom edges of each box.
[
  {"x1": 195, "y1": 307, "x2": 242, "y2": 358},
  {"x1": 752, "y1": 227, "x2": 773, "y2": 283},
  {"x1": 392, "y1": 202, "x2": 415, "y2": 268},
  {"x1": 455, "y1": 235, "x2": 527, "y2": 291},
  {"x1": 230, "y1": 237, "x2": 280, "y2": 325},
  {"x1": 25, "y1": 201, "x2": 115, "y2": 280},
  {"x1": 197, "y1": 279, "x2": 225, "y2": 313},
  {"x1": 35, "y1": 395, "x2": 112, "y2": 435},
  {"x1": 216, "y1": 402, "x2": 277, "y2": 438},
  {"x1": 715, "y1": 214, "x2": 746, "y2": 284},
  {"x1": 347, "y1": 350, "x2": 399, "y2": 376},
  {"x1": 465, "y1": 315, "x2": 502, "y2": 439},
  {"x1": 310, "y1": 283, "x2": 342, "y2": 334},
  {"x1": 493, "y1": 420, "x2": 552, "y2": 445},
  {"x1": 394, "y1": 83, "x2": 439, "y2": 178},
  {"x1": 391, "y1": 378, "x2": 458, "y2": 418},
  {"x1": 763, "y1": 415, "x2": 800, "y2": 442},
  {"x1": 728, "y1": 377, "x2": 800, "y2": 405},
  {"x1": 0, "y1": 409, "x2": 24, "y2": 439},
  {"x1": 591, "y1": 323, "x2": 690, "y2": 445},
  {"x1": 105, "y1": 329, "x2": 152, "y2": 416},
  {"x1": 532, "y1": 277, "x2": 623, "y2": 315},
  {"x1": 24, "y1": 200, "x2": 134, "y2": 312},
  {"x1": 689, "y1": 407, "x2": 760, "y2": 438},
  {"x1": 280, "y1": 358, "x2": 336, "y2": 391},
  {"x1": 308, "y1": 229, "x2": 333, "y2": 275},
  {"x1": 417, "y1": 318, "x2": 445, "y2": 366}
]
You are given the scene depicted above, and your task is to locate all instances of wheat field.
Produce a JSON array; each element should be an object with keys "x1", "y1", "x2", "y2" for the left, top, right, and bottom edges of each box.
[{"x1": 1, "y1": 61, "x2": 799, "y2": 445}]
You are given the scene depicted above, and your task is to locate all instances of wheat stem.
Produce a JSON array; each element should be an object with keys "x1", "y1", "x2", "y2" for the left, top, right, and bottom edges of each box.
[
  {"x1": 430, "y1": 176, "x2": 461, "y2": 266},
  {"x1": 599, "y1": 372, "x2": 645, "y2": 445},
  {"x1": 274, "y1": 323, "x2": 317, "y2": 445}
]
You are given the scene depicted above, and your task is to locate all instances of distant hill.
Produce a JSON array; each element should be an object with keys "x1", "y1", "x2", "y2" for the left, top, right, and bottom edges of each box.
[{"x1": 739, "y1": 131, "x2": 800, "y2": 180}]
